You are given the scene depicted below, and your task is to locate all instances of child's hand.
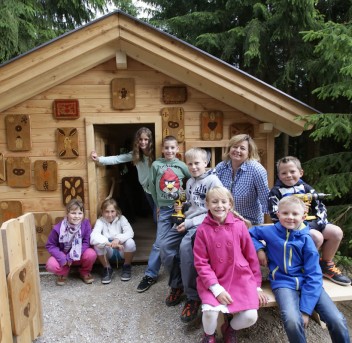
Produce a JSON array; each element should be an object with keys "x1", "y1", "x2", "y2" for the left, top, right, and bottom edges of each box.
[
  {"x1": 302, "y1": 313, "x2": 310, "y2": 328},
  {"x1": 176, "y1": 223, "x2": 186, "y2": 233},
  {"x1": 111, "y1": 239, "x2": 121, "y2": 249},
  {"x1": 258, "y1": 290, "x2": 269, "y2": 306},
  {"x1": 257, "y1": 249, "x2": 268, "y2": 267},
  {"x1": 90, "y1": 151, "x2": 99, "y2": 161},
  {"x1": 216, "y1": 290, "x2": 233, "y2": 305}
]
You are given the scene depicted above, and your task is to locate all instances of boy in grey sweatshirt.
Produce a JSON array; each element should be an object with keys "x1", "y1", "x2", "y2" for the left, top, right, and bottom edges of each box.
[{"x1": 160, "y1": 148, "x2": 222, "y2": 323}]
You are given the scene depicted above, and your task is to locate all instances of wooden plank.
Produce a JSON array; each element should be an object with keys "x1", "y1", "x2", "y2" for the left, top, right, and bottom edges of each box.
[
  {"x1": 261, "y1": 279, "x2": 352, "y2": 307},
  {"x1": 0, "y1": 220, "x2": 13, "y2": 343},
  {"x1": 7, "y1": 259, "x2": 36, "y2": 336},
  {"x1": 1, "y1": 218, "x2": 32, "y2": 342}
]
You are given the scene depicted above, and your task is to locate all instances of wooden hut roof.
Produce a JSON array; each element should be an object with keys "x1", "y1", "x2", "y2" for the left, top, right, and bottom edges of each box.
[{"x1": 0, "y1": 11, "x2": 318, "y2": 136}]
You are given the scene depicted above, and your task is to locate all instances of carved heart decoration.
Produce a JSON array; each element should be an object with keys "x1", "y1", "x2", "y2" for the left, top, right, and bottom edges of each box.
[
  {"x1": 19, "y1": 268, "x2": 26, "y2": 283},
  {"x1": 23, "y1": 303, "x2": 31, "y2": 318},
  {"x1": 208, "y1": 122, "x2": 217, "y2": 131}
]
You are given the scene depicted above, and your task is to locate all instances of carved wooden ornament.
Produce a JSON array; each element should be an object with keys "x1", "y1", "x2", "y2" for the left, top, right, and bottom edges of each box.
[
  {"x1": 34, "y1": 160, "x2": 58, "y2": 191},
  {"x1": 33, "y1": 213, "x2": 52, "y2": 248},
  {"x1": 229, "y1": 123, "x2": 254, "y2": 138},
  {"x1": 56, "y1": 128, "x2": 79, "y2": 159},
  {"x1": 61, "y1": 177, "x2": 84, "y2": 206},
  {"x1": 0, "y1": 152, "x2": 5, "y2": 183},
  {"x1": 5, "y1": 114, "x2": 31, "y2": 151},
  {"x1": 111, "y1": 78, "x2": 135, "y2": 109},
  {"x1": 53, "y1": 99, "x2": 80, "y2": 119},
  {"x1": 162, "y1": 86, "x2": 187, "y2": 104},
  {"x1": 6, "y1": 157, "x2": 31, "y2": 188},
  {"x1": 0, "y1": 201, "x2": 23, "y2": 225},
  {"x1": 161, "y1": 107, "x2": 185, "y2": 143},
  {"x1": 201, "y1": 111, "x2": 223, "y2": 141}
]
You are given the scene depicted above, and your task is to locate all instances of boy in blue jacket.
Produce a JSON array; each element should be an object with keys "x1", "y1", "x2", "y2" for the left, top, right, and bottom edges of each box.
[{"x1": 249, "y1": 196, "x2": 350, "y2": 343}]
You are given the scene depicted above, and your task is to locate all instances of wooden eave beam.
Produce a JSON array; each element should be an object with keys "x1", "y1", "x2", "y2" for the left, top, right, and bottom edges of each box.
[{"x1": 0, "y1": 16, "x2": 120, "y2": 112}]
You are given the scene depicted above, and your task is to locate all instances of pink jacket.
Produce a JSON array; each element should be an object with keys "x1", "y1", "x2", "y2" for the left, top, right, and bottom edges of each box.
[{"x1": 193, "y1": 211, "x2": 262, "y2": 313}]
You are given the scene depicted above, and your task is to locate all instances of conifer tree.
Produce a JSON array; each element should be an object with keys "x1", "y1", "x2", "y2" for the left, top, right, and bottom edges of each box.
[{"x1": 0, "y1": 0, "x2": 137, "y2": 63}]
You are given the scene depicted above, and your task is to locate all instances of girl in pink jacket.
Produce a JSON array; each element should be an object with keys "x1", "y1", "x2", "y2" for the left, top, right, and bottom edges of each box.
[{"x1": 193, "y1": 186, "x2": 267, "y2": 343}]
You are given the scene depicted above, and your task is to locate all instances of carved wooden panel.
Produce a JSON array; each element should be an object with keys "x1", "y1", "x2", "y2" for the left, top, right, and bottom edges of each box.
[
  {"x1": 0, "y1": 201, "x2": 23, "y2": 225},
  {"x1": 201, "y1": 111, "x2": 223, "y2": 140},
  {"x1": 162, "y1": 86, "x2": 187, "y2": 104},
  {"x1": 56, "y1": 128, "x2": 79, "y2": 159},
  {"x1": 229, "y1": 123, "x2": 254, "y2": 138},
  {"x1": 0, "y1": 152, "x2": 5, "y2": 183},
  {"x1": 34, "y1": 160, "x2": 58, "y2": 191},
  {"x1": 161, "y1": 107, "x2": 185, "y2": 143},
  {"x1": 33, "y1": 213, "x2": 52, "y2": 248},
  {"x1": 61, "y1": 177, "x2": 84, "y2": 205},
  {"x1": 53, "y1": 99, "x2": 80, "y2": 119},
  {"x1": 111, "y1": 78, "x2": 135, "y2": 109},
  {"x1": 7, "y1": 259, "x2": 36, "y2": 335},
  {"x1": 6, "y1": 157, "x2": 31, "y2": 188},
  {"x1": 5, "y1": 114, "x2": 31, "y2": 151}
]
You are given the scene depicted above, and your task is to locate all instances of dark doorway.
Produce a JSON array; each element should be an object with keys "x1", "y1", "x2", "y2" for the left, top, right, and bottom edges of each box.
[{"x1": 93, "y1": 123, "x2": 156, "y2": 262}]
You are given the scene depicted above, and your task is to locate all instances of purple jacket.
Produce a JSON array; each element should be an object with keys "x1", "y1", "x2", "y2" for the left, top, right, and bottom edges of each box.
[
  {"x1": 194, "y1": 211, "x2": 261, "y2": 313},
  {"x1": 46, "y1": 218, "x2": 92, "y2": 266}
]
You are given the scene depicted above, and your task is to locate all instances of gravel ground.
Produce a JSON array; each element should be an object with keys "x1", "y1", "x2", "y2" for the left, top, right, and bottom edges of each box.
[{"x1": 33, "y1": 264, "x2": 352, "y2": 343}]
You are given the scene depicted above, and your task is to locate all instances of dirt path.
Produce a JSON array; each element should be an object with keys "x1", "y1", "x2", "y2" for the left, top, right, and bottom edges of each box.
[{"x1": 34, "y1": 265, "x2": 352, "y2": 343}]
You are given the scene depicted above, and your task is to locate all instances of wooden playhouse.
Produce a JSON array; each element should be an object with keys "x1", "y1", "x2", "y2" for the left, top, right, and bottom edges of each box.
[{"x1": 0, "y1": 11, "x2": 317, "y2": 263}]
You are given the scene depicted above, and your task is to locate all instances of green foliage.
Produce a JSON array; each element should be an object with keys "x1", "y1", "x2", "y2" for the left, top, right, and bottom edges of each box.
[
  {"x1": 302, "y1": 21, "x2": 352, "y2": 100},
  {"x1": 301, "y1": 113, "x2": 352, "y2": 148},
  {"x1": 0, "y1": 0, "x2": 138, "y2": 64}
]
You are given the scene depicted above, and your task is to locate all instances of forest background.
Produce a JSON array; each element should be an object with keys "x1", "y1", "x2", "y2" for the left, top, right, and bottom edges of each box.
[{"x1": 1, "y1": 0, "x2": 351, "y2": 266}]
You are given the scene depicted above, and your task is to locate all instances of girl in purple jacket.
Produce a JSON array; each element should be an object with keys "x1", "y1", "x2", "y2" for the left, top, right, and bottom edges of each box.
[
  {"x1": 193, "y1": 186, "x2": 267, "y2": 343},
  {"x1": 46, "y1": 199, "x2": 97, "y2": 286}
]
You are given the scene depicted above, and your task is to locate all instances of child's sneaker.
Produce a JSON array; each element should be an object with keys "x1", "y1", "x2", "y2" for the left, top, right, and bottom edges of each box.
[
  {"x1": 221, "y1": 321, "x2": 237, "y2": 343},
  {"x1": 180, "y1": 299, "x2": 201, "y2": 323},
  {"x1": 101, "y1": 267, "x2": 113, "y2": 284},
  {"x1": 136, "y1": 275, "x2": 156, "y2": 292},
  {"x1": 165, "y1": 287, "x2": 184, "y2": 306},
  {"x1": 201, "y1": 333, "x2": 216, "y2": 343},
  {"x1": 80, "y1": 273, "x2": 94, "y2": 284},
  {"x1": 121, "y1": 264, "x2": 132, "y2": 281},
  {"x1": 320, "y1": 259, "x2": 351, "y2": 286},
  {"x1": 56, "y1": 275, "x2": 67, "y2": 286}
]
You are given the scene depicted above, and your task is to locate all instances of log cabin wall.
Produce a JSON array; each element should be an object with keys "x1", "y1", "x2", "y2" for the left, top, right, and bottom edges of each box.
[{"x1": 0, "y1": 56, "x2": 274, "y2": 228}]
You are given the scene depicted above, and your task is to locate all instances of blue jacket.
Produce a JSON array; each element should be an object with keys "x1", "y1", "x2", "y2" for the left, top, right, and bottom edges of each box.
[{"x1": 249, "y1": 222, "x2": 322, "y2": 315}]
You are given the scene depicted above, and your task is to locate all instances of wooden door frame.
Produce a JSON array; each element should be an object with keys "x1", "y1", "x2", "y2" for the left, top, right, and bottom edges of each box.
[{"x1": 85, "y1": 116, "x2": 162, "y2": 224}]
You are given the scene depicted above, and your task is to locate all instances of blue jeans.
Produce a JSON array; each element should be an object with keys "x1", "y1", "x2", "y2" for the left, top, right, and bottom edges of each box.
[
  {"x1": 273, "y1": 287, "x2": 350, "y2": 343},
  {"x1": 144, "y1": 192, "x2": 157, "y2": 224},
  {"x1": 145, "y1": 206, "x2": 174, "y2": 279}
]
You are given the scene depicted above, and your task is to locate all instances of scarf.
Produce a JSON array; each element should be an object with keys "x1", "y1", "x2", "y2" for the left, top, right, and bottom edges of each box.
[{"x1": 59, "y1": 217, "x2": 82, "y2": 261}]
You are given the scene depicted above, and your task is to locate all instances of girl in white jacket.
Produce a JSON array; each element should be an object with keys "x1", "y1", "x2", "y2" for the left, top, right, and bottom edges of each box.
[{"x1": 90, "y1": 199, "x2": 136, "y2": 284}]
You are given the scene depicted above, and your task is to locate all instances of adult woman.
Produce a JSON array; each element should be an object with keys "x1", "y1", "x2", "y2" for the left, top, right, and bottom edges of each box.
[{"x1": 215, "y1": 134, "x2": 269, "y2": 225}]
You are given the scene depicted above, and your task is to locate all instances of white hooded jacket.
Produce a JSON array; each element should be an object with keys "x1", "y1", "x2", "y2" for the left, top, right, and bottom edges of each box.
[{"x1": 90, "y1": 215, "x2": 134, "y2": 249}]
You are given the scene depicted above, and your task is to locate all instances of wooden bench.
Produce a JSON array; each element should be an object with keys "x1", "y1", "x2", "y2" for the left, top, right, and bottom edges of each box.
[{"x1": 216, "y1": 279, "x2": 352, "y2": 336}]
